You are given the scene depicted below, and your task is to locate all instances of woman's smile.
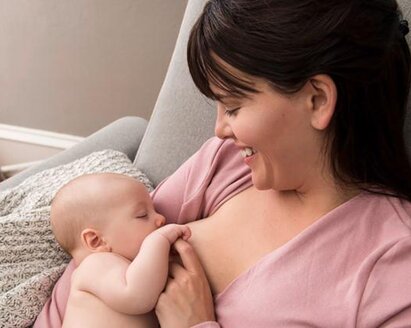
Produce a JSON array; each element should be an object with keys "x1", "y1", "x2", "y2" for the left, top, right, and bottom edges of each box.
[{"x1": 240, "y1": 147, "x2": 257, "y2": 165}]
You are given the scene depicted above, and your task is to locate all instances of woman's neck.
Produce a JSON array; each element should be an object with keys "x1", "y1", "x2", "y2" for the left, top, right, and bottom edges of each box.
[{"x1": 271, "y1": 173, "x2": 361, "y2": 226}]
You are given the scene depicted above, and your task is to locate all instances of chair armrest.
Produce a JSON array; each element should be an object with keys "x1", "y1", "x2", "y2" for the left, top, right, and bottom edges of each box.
[{"x1": 0, "y1": 116, "x2": 147, "y2": 192}]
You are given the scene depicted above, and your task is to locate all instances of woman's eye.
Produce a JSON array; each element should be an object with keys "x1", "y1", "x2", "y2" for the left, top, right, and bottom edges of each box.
[{"x1": 224, "y1": 107, "x2": 240, "y2": 117}]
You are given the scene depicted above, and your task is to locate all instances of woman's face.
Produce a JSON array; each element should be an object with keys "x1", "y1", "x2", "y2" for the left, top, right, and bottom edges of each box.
[{"x1": 213, "y1": 79, "x2": 325, "y2": 192}]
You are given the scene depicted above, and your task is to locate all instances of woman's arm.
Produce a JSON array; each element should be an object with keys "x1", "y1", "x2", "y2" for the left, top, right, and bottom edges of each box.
[{"x1": 33, "y1": 260, "x2": 75, "y2": 328}]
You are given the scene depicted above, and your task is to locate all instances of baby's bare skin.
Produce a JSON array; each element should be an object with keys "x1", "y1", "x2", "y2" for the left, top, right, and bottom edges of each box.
[
  {"x1": 63, "y1": 283, "x2": 158, "y2": 328},
  {"x1": 50, "y1": 174, "x2": 191, "y2": 327},
  {"x1": 62, "y1": 224, "x2": 191, "y2": 328}
]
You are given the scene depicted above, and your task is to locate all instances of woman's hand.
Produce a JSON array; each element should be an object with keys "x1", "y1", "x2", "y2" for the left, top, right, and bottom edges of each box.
[{"x1": 155, "y1": 239, "x2": 216, "y2": 328}]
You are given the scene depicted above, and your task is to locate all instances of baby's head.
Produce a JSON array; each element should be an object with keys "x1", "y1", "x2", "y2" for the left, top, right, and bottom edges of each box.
[{"x1": 50, "y1": 173, "x2": 165, "y2": 263}]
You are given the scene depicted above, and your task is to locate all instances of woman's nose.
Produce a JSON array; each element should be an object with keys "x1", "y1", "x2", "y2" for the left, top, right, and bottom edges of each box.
[
  {"x1": 155, "y1": 214, "x2": 166, "y2": 227},
  {"x1": 215, "y1": 105, "x2": 233, "y2": 139}
]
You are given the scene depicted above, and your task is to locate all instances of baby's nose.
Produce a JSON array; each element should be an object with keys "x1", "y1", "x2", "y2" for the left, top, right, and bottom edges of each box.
[{"x1": 155, "y1": 215, "x2": 166, "y2": 227}]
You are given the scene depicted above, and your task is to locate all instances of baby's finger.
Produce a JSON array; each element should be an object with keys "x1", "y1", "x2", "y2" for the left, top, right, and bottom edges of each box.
[{"x1": 182, "y1": 226, "x2": 191, "y2": 240}]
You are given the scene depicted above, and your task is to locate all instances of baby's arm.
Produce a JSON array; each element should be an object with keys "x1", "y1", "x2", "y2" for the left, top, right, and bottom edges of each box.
[
  {"x1": 122, "y1": 224, "x2": 191, "y2": 312},
  {"x1": 74, "y1": 224, "x2": 190, "y2": 315}
]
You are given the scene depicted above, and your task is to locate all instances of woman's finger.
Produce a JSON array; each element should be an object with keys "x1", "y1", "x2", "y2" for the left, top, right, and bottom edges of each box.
[
  {"x1": 168, "y1": 261, "x2": 187, "y2": 279},
  {"x1": 172, "y1": 239, "x2": 205, "y2": 274}
]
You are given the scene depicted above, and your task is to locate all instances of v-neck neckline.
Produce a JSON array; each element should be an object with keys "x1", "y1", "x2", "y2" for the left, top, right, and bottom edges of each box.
[{"x1": 214, "y1": 191, "x2": 367, "y2": 302}]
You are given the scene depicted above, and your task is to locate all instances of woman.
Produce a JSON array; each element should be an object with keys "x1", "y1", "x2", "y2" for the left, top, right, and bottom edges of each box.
[
  {"x1": 155, "y1": 0, "x2": 411, "y2": 326},
  {"x1": 36, "y1": 0, "x2": 411, "y2": 327}
]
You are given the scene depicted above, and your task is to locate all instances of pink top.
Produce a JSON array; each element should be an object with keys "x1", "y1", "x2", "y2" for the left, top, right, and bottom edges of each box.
[{"x1": 35, "y1": 137, "x2": 411, "y2": 328}]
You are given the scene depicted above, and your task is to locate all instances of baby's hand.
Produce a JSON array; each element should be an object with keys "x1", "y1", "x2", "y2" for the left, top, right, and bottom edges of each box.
[{"x1": 155, "y1": 224, "x2": 191, "y2": 244}]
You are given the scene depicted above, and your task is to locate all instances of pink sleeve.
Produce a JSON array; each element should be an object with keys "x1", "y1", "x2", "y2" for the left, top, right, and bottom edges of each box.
[
  {"x1": 33, "y1": 261, "x2": 75, "y2": 328},
  {"x1": 34, "y1": 137, "x2": 250, "y2": 327},
  {"x1": 152, "y1": 137, "x2": 251, "y2": 223},
  {"x1": 356, "y1": 237, "x2": 411, "y2": 327}
]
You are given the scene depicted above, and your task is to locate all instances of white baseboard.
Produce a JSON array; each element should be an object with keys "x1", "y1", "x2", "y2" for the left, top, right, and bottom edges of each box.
[
  {"x1": 0, "y1": 124, "x2": 84, "y2": 149},
  {"x1": 1, "y1": 160, "x2": 43, "y2": 175}
]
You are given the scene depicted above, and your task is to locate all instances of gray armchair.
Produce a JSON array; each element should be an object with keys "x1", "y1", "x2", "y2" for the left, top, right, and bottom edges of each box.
[{"x1": 1, "y1": 0, "x2": 411, "y2": 192}]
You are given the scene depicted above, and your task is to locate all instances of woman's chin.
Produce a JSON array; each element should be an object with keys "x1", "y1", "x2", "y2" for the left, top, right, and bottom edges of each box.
[{"x1": 251, "y1": 175, "x2": 274, "y2": 191}]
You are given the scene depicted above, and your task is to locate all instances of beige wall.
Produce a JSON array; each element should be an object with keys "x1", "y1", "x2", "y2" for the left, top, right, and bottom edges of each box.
[{"x1": 0, "y1": 0, "x2": 187, "y2": 137}]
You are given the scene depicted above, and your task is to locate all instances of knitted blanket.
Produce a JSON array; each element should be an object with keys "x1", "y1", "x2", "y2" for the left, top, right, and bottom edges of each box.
[{"x1": 0, "y1": 150, "x2": 153, "y2": 328}]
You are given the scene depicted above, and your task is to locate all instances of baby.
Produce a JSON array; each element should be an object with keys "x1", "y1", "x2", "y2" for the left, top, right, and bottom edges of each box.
[{"x1": 50, "y1": 172, "x2": 191, "y2": 328}]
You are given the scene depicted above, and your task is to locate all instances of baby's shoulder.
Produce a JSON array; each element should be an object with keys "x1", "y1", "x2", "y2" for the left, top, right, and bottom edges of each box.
[{"x1": 73, "y1": 252, "x2": 129, "y2": 283}]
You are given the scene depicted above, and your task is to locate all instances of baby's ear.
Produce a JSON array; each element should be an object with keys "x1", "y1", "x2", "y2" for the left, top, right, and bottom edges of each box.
[{"x1": 81, "y1": 228, "x2": 111, "y2": 252}]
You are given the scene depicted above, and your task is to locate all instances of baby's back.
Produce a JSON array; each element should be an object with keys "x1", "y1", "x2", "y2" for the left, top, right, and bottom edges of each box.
[{"x1": 63, "y1": 275, "x2": 159, "y2": 328}]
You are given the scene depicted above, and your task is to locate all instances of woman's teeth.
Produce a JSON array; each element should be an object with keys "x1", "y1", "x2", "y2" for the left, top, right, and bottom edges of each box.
[{"x1": 241, "y1": 147, "x2": 255, "y2": 158}]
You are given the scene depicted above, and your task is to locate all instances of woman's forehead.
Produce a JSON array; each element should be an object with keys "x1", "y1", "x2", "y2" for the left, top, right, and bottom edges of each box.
[
  {"x1": 211, "y1": 53, "x2": 256, "y2": 81},
  {"x1": 209, "y1": 76, "x2": 264, "y2": 100},
  {"x1": 210, "y1": 65, "x2": 258, "y2": 94}
]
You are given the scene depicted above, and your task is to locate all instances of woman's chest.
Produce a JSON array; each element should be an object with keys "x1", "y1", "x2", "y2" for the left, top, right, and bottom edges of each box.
[
  {"x1": 185, "y1": 189, "x2": 367, "y2": 327},
  {"x1": 186, "y1": 188, "x2": 308, "y2": 296}
]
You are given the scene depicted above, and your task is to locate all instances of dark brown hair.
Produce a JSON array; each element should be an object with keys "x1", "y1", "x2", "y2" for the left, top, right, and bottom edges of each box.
[{"x1": 188, "y1": 0, "x2": 411, "y2": 201}]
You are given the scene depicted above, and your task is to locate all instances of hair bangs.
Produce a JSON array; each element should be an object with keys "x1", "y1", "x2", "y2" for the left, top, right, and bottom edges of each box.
[{"x1": 187, "y1": 11, "x2": 258, "y2": 101}]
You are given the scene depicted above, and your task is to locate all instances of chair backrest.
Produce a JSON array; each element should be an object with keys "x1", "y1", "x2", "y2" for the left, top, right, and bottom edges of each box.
[
  {"x1": 135, "y1": 0, "x2": 411, "y2": 186},
  {"x1": 134, "y1": 0, "x2": 212, "y2": 186}
]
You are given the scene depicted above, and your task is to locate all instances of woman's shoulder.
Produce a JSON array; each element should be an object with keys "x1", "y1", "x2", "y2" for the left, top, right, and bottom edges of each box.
[
  {"x1": 357, "y1": 192, "x2": 411, "y2": 232},
  {"x1": 152, "y1": 137, "x2": 251, "y2": 222},
  {"x1": 321, "y1": 191, "x2": 411, "y2": 256},
  {"x1": 354, "y1": 194, "x2": 411, "y2": 326}
]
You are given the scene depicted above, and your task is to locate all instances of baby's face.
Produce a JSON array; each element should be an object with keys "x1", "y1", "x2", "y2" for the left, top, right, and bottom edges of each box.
[{"x1": 100, "y1": 177, "x2": 165, "y2": 261}]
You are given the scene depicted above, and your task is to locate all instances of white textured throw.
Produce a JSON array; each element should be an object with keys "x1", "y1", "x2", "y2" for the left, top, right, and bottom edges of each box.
[{"x1": 0, "y1": 150, "x2": 153, "y2": 328}]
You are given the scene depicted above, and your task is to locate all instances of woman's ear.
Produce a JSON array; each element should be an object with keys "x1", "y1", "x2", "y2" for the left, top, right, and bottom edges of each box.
[
  {"x1": 307, "y1": 74, "x2": 337, "y2": 130},
  {"x1": 80, "y1": 228, "x2": 111, "y2": 252}
]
